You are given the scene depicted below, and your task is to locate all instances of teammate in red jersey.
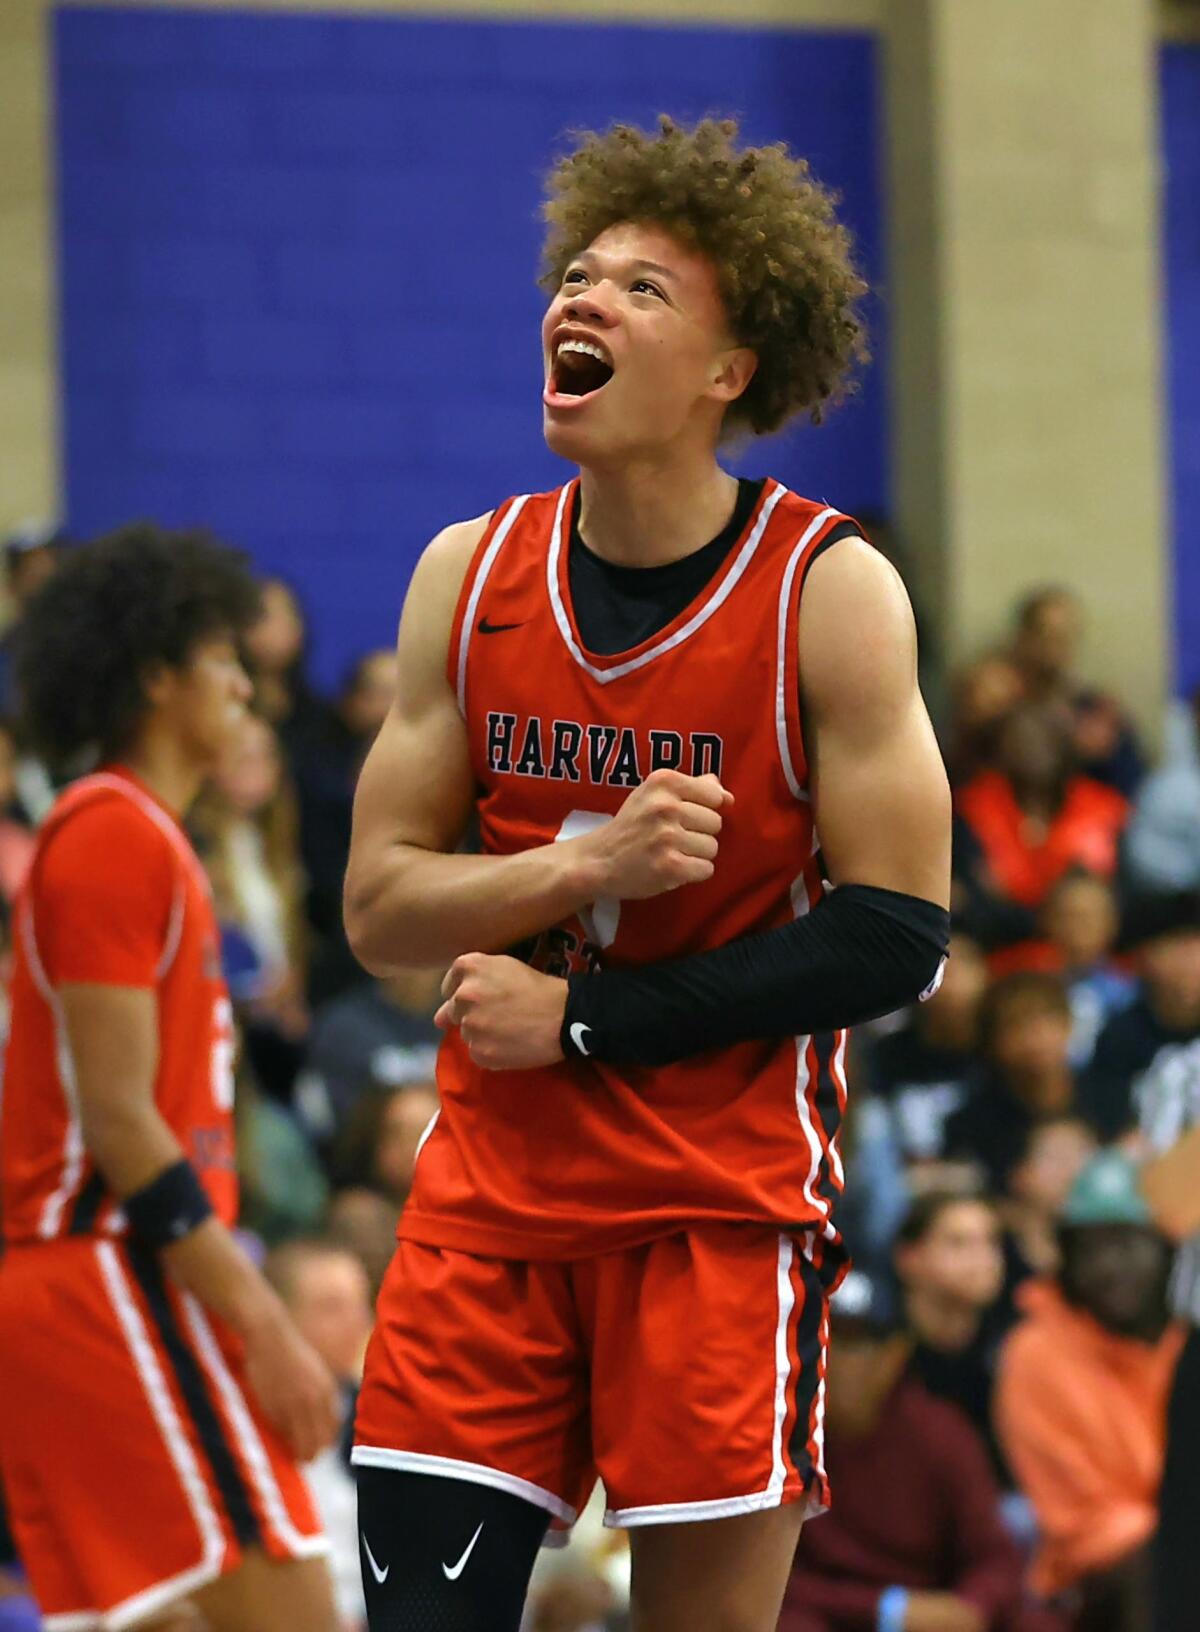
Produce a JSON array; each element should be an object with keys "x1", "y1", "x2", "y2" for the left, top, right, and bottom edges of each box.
[
  {"x1": 346, "y1": 118, "x2": 952, "y2": 1632},
  {"x1": 0, "y1": 527, "x2": 340, "y2": 1632}
]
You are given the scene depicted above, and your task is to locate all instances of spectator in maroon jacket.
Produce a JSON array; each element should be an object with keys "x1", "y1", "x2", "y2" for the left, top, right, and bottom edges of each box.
[{"x1": 779, "y1": 1269, "x2": 1065, "y2": 1632}]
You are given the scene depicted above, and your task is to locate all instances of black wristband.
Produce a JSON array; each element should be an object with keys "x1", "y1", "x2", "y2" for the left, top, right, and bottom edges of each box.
[
  {"x1": 560, "y1": 884, "x2": 949, "y2": 1068},
  {"x1": 124, "y1": 1158, "x2": 214, "y2": 1250}
]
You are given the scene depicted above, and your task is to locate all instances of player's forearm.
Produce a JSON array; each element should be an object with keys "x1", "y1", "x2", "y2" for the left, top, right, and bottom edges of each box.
[
  {"x1": 82, "y1": 1096, "x2": 187, "y2": 1199},
  {"x1": 85, "y1": 1103, "x2": 288, "y2": 1335},
  {"x1": 162, "y1": 1217, "x2": 292, "y2": 1341},
  {"x1": 344, "y1": 834, "x2": 604, "y2": 973}
]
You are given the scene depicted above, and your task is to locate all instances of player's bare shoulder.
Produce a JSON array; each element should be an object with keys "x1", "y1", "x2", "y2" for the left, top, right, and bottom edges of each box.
[
  {"x1": 799, "y1": 533, "x2": 919, "y2": 722},
  {"x1": 410, "y1": 511, "x2": 493, "y2": 619},
  {"x1": 394, "y1": 511, "x2": 494, "y2": 684}
]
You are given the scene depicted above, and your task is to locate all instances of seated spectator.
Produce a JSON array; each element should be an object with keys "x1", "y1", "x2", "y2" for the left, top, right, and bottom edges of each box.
[
  {"x1": 266, "y1": 1238, "x2": 375, "y2": 1632},
  {"x1": 295, "y1": 967, "x2": 441, "y2": 1153},
  {"x1": 294, "y1": 649, "x2": 398, "y2": 1001},
  {"x1": 947, "y1": 653, "x2": 1026, "y2": 788},
  {"x1": 954, "y1": 702, "x2": 1129, "y2": 955},
  {"x1": 994, "y1": 1153, "x2": 1180, "y2": 1631},
  {"x1": 865, "y1": 934, "x2": 988, "y2": 1166},
  {"x1": 0, "y1": 521, "x2": 66, "y2": 717},
  {"x1": 894, "y1": 1193, "x2": 1011, "y2": 1482},
  {"x1": 779, "y1": 1269, "x2": 1060, "y2": 1632},
  {"x1": 1003, "y1": 1114, "x2": 1098, "y2": 1285},
  {"x1": 1081, "y1": 891, "x2": 1200, "y2": 1141},
  {"x1": 1008, "y1": 586, "x2": 1144, "y2": 796},
  {"x1": 1125, "y1": 689, "x2": 1200, "y2": 893},
  {"x1": 242, "y1": 576, "x2": 330, "y2": 760},
  {"x1": 332, "y1": 1080, "x2": 440, "y2": 1211},
  {"x1": 235, "y1": 1059, "x2": 329, "y2": 1245},
  {"x1": 944, "y1": 972, "x2": 1079, "y2": 1189},
  {"x1": 192, "y1": 713, "x2": 310, "y2": 1099},
  {"x1": 325, "y1": 1188, "x2": 401, "y2": 1302},
  {"x1": 1040, "y1": 871, "x2": 1136, "y2": 1066}
]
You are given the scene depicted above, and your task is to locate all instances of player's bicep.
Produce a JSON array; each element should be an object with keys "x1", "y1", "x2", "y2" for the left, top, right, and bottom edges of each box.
[
  {"x1": 800, "y1": 539, "x2": 951, "y2": 906},
  {"x1": 348, "y1": 517, "x2": 486, "y2": 872}
]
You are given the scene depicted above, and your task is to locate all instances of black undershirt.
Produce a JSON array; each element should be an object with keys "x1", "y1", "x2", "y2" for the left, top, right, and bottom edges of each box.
[
  {"x1": 568, "y1": 477, "x2": 765, "y2": 656},
  {"x1": 567, "y1": 478, "x2": 863, "y2": 655}
]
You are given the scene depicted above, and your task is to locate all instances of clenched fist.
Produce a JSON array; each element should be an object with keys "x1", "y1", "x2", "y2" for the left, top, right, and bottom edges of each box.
[
  {"x1": 579, "y1": 769, "x2": 732, "y2": 901},
  {"x1": 435, "y1": 953, "x2": 568, "y2": 1070}
]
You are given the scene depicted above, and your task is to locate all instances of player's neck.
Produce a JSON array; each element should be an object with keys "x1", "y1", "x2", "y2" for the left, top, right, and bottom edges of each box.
[
  {"x1": 121, "y1": 726, "x2": 207, "y2": 818},
  {"x1": 576, "y1": 452, "x2": 739, "y2": 568}
]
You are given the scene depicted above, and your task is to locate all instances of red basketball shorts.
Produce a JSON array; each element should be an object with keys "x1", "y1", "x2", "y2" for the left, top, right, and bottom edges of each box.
[
  {"x1": 0, "y1": 1238, "x2": 326, "y2": 1630},
  {"x1": 353, "y1": 1223, "x2": 835, "y2": 1532}
]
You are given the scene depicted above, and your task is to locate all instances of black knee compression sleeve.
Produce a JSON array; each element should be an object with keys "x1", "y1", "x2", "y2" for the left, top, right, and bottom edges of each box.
[{"x1": 356, "y1": 1467, "x2": 551, "y2": 1632}]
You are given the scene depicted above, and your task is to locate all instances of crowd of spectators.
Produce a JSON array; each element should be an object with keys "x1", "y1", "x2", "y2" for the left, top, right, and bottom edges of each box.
[{"x1": 0, "y1": 525, "x2": 1196, "y2": 1632}]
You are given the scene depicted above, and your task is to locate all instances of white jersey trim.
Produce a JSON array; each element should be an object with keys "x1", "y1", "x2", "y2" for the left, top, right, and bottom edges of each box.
[
  {"x1": 95, "y1": 1243, "x2": 226, "y2": 1579},
  {"x1": 182, "y1": 1296, "x2": 330, "y2": 1560},
  {"x1": 455, "y1": 497, "x2": 530, "y2": 715},
  {"x1": 548, "y1": 480, "x2": 787, "y2": 685},
  {"x1": 606, "y1": 1485, "x2": 827, "y2": 1529},
  {"x1": 774, "y1": 507, "x2": 840, "y2": 801},
  {"x1": 769, "y1": 1233, "x2": 797, "y2": 1501},
  {"x1": 351, "y1": 1446, "x2": 577, "y2": 1525}
]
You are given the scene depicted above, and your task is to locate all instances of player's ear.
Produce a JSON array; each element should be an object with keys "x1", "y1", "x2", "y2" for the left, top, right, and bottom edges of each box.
[
  {"x1": 708, "y1": 346, "x2": 757, "y2": 406},
  {"x1": 140, "y1": 661, "x2": 175, "y2": 709}
]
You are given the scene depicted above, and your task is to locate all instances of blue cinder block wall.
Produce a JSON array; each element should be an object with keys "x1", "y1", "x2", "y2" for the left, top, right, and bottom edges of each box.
[
  {"x1": 1163, "y1": 44, "x2": 1200, "y2": 696},
  {"x1": 53, "y1": 5, "x2": 884, "y2": 690}
]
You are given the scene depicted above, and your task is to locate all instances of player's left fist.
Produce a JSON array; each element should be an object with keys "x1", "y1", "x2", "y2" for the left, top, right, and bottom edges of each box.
[{"x1": 435, "y1": 953, "x2": 567, "y2": 1070}]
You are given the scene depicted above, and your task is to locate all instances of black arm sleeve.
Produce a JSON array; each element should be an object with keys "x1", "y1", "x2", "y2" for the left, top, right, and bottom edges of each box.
[{"x1": 560, "y1": 884, "x2": 950, "y2": 1068}]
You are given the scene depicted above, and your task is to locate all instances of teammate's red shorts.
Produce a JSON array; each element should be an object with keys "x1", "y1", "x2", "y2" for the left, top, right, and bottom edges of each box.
[
  {"x1": 354, "y1": 1223, "x2": 836, "y2": 1533},
  {"x1": 0, "y1": 1238, "x2": 327, "y2": 1630}
]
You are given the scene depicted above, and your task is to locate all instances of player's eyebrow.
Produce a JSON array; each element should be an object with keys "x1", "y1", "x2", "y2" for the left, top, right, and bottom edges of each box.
[{"x1": 573, "y1": 251, "x2": 680, "y2": 283}]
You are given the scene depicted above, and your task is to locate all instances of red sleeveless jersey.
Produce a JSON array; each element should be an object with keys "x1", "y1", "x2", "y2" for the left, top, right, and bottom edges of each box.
[
  {"x1": 401, "y1": 478, "x2": 853, "y2": 1261},
  {"x1": 1, "y1": 769, "x2": 237, "y2": 1243}
]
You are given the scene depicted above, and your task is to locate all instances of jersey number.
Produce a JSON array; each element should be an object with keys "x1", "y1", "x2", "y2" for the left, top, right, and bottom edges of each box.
[
  {"x1": 211, "y1": 996, "x2": 235, "y2": 1111},
  {"x1": 554, "y1": 811, "x2": 621, "y2": 949}
]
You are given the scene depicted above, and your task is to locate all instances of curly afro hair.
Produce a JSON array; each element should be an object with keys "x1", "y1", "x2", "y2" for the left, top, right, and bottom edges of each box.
[
  {"x1": 16, "y1": 523, "x2": 261, "y2": 768},
  {"x1": 539, "y1": 115, "x2": 869, "y2": 437}
]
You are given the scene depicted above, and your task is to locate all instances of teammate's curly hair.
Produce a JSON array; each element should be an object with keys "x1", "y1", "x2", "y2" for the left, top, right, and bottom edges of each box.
[
  {"x1": 540, "y1": 115, "x2": 869, "y2": 437},
  {"x1": 15, "y1": 523, "x2": 261, "y2": 767}
]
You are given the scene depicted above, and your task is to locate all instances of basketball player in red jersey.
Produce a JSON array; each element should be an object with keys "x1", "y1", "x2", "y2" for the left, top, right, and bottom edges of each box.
[
  {"x1": 0, "y1": 528, "x2": 341, "y2": 1631},
  {"x1": 346, "y1": 118, "x2": 952, "y2": 1632}
]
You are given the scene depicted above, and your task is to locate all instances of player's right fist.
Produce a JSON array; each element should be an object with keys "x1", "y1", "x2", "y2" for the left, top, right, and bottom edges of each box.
[{"x1": 588, "y1": 768, "x2": 733, "y2": 899}]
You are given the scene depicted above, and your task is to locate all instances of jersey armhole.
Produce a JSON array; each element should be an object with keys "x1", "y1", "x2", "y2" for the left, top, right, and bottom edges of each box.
[
  {"x1": 777, "y1": 515, "x2": 866, "y2": 800},
  {"x1": 29, "y1": 783, "x2": 190, "y2": 991},
  {"x1": 447, "y1": 496, "x2": 532, "y2": 716}
]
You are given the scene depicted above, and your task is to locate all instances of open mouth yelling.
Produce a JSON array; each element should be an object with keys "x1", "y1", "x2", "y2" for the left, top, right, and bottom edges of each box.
[{"x1": 544, "y1": 337, "x2": 615, "y2": 410}]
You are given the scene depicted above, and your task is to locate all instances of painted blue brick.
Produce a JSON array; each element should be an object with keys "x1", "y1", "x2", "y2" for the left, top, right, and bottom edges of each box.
[
  {"x1": 56, "y1": 7, "x2": 210, "y2": 72},
  {"x1": 201, "y1": 316, "x2": 350, "y2": 384},
  {"x1": 123, "y1": 86, "x2": 255, "y2": 161},
  {"x1": 129, "y1": 240, "x2": 263, "y2": 308},
  {"x1": 259, "y1": 90, "x2": 427, "y2": 162},
  {"x1": 130, "y1": 391, "x2": 268, "y2": 462},
  {"x1": 272, "y1": 244, "x2": 416, "y2": 315},
  {"x1": 268, "y1": 393, "x2": 421, "y2": 464},
  {"x1": 204, "y1": 468, "x2": 351, "y2": 538},
  {"x1": 68, "y1": 311, "x2": 199, "y2": 381}
]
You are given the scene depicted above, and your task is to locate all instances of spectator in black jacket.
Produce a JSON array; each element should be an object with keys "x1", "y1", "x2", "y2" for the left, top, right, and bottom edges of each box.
[{"x1": 1081, "y1": 891, "x2": 1200, "y2": 1141}]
